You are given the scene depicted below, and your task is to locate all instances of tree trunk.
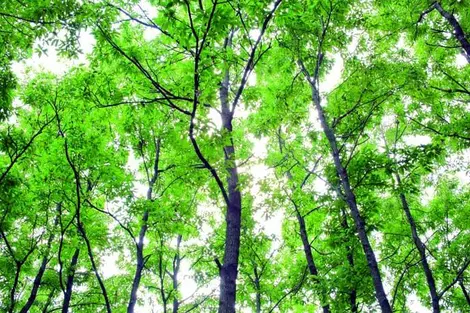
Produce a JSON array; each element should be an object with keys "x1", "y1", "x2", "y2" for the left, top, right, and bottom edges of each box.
[
  {"x1": 278, "y1": 129, "x2": 330, "y2": 312},
  {"x1": 19, "y1": 255, "x2": 50, "y2": 312},
  {"x1": 254, "y1": 273, "x2": 261, "y2": 313},
  {"x1": 295, "y1": 209, "x2": 330, "y2": 313},
  {"x1": 340, "y1": 208, "x2": 358, "y2": 313},
  {"x1": 172, "y1": 235, "x2": 182, "y2": 313},
  {"x1": 310, "y1": 86, "x2": 392, "y2": 312},
  {"x1": 19, "y1": 215, "x2": 58, "y2": 313},
  {"x1": 296, "y1": 210, "x2": 319, "y2": 277},
  {"x1": 433, "y1": 2, "x2": 470, "y2": 62},
  {"x1": 42, "y1": 288, "x2": 56, "y2": 313},
  {"x1": 218, "y1": 66, "x2": 242, "y2": 313},
  {"x1": 127, "y1": 209, "x2": 148, "y2": 313},
  {"x1": 395, "y1": 173, "x2": 440, "y2": 312},
  {"x1": 459, "y1": 279, "x2": 470, "y2": 306},
  {"x1": 8, "y1": 262, "x2": 22, "y2": 313},
  {"x1": 79, "y1": 225, "x2": 112, "y2": 313},
  {"x1": 59, "y1": 123, "x2": 112, "y2": 313},
  {"x1": 128, "y1": 138, "x2": 161, "y2": 313},
  {"x1": 62, "y1": 248, "x2": 80, "y2": 313}
]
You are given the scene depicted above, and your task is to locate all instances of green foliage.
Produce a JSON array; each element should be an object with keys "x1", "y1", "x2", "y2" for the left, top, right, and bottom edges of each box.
[{"x1": 1, "y1": 0, "x2": 470, "y2": 312}]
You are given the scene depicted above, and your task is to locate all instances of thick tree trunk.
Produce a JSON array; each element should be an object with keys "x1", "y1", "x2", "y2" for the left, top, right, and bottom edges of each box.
[
  {"x1": 218, "y1": 67, "x2": 242, "y2": 313},
  {"x1": 395, "y1": 173, "x2": 440, "y2": 312},
  {"x1": 62, "y1": 248, "x2": 80, "y2": 313},
  {"x1": 310, "y1": 86, "x2": 392, "y2": 312},
  {"x1": 218, "y1": 189, "x2": 241, "y2": 313}
]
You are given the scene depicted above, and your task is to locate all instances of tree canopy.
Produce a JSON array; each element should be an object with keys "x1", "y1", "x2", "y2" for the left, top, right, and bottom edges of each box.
[{"x1": 1, "y1": 0, "x2": 470, "y2": 312}]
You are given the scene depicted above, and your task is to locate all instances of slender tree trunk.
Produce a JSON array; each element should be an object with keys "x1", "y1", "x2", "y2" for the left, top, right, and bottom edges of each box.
[
  {"x1": 42, "y1": 288, "x2": 56, "y2": 313},
  {"x1": 340, "y1": 208, "x2": 358, "y2": 313},
  {"x1": 158, "y1": 240, "x2": 168, "y2": 313},
  {"x1": 172, "y1": 235, "x2": 182, "y2": 313},
  {"x1": 278, "y1": 129, "x2": 330, "y2": 312},
  {"x1": 19, "y1": 224, "x2": 57, "y2": 313},
  {"x1": 58, "y1": 112, "x2": 112, "y2": 313},
  {"x1": 349, "y1": 270, "x2": 358, "y2": 313},
  {"x1": 294, "y1": 208, "x2": 330, "y2": 313},
  {"x1": 294, "y1": 207, "x2": 319, "y2": 277},
  {"x1": 297, "y1": 211, "x2": 320, "y2": 277},
  {"x1": 310, "y1": 85, "x2": 392, "y2": 312},
  {"x1": 8, "y1": 262, "x2": 22, "y2": 313},
  {"x1": 127, "y1": 209, "x2": 148, "y2": 313},
  {"x1": 78, "y1": 224, "x2": 112, "y2": 313},
  {"x1": 395, "y1": 173, "x2": 440, "y2": 312},
  {"x1": 459, "y1": 279, "x2": 470, "y2": 306},
  {"x1": 254, "y1": 273, "x2": 261, "y2": 313},
  {"x1": 62, "y1": 248, "x2": 80, "y2": 313},
  {"x1": 172, "y1": 292, "x2": 180, "y2": 313},
  {"x1": 218, "y1": 64, "x2": 242, "y2": 313},
  {"x1": 128, "y1": 138, "x2": 161, "y2": 313}
]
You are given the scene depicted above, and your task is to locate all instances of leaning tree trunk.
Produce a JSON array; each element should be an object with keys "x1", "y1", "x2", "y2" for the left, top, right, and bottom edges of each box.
[
  {"x1": 395, "y1": 173, "x2": 440, "y2": 313},
  {"x1": 295, "y1": 208, "x2": 331, "y2": 313},
  {"x1": 19, "y1": 257, "x2": 48, "y2": 312},
  {"x1": 62, "y1": 248, "x2": 80, "y2": 313},
  {"x1": 340, "y1": 207, "x2": 358, "y2": 313},
  {"x1": 309, "y1": 83, "x2": 392, "y2": 312},
  {"x1": 42, "y1": 288, "x2": 56, "y2": 313},
  {"x1": 19, "y1": 243, "x2": 52, "y2": 313},
  {"x1": 459, "y1": 279, "x2": 470, "y2": 306},
  {"x1": 128, "y1": 138, "x2": 161, "y2": 313},
  {"x1": 433, "y1": 2, "x2": 470, "y2": 62},
  {"x1": 278, "y1": 130, "x2": 330, "y2": 312},
  {"x1": 19, "y1": 214, "x2": 58, "y2": 313}
]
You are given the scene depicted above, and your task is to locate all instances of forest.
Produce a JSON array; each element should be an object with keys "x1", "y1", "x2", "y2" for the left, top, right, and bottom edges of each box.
[{"x1": 1, "y1": 0, "x2": 470, "y2": 312}]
